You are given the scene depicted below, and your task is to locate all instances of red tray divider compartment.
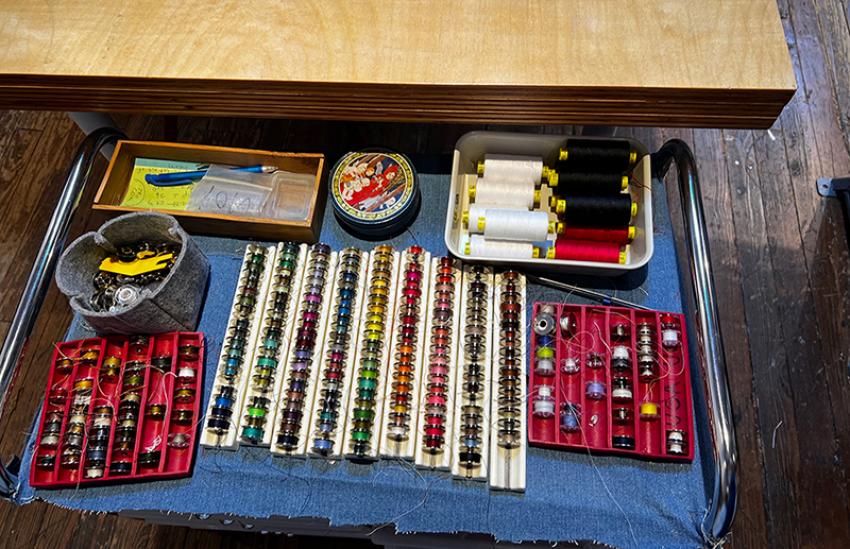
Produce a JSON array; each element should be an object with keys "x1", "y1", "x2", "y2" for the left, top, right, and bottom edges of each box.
[
  {"x1": 30, "y1": 332, "x2": 204, "y2": 489},
  {"x1": 528, "y1": 303, "x2": 694, "y2": 462}
]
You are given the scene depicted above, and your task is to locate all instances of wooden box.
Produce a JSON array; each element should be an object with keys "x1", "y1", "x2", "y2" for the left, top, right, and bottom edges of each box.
[{"x1": 93, "y1": 141, "x2": 326, "y2": 242}]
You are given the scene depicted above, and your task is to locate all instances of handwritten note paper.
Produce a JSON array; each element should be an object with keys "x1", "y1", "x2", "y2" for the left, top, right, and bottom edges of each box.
[{"x1": 120, "y1": 158, "x2": 206, "y2": 210}]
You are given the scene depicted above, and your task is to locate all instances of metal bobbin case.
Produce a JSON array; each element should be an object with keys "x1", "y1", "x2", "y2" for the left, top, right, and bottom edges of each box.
[
  {"x1": 330, "y1": 151, "x2": 421, "y2": 240},
  {"x1": 237, "y1": 242, "x2": 307, "y2": 447},
  {"x1": 271, "y1": 243, "x2": 336, "y2": 456},
  {"x1": 344, "y1": 245, "x2": 401, "y2": 461},
  {"x1": 306, "y1": 247, "x2": 367, "y2": 458},
  {"x1": 202, "y1": 244, "x2": 276, "y2": 449},
  {"x1": 379, "y1": 246, "x2": 431, "y2": 459},
  {"x1": 451, "y1": 263, "x2": 494, "y2": 481},
  {"x1": 489, "y1": 270, "x2": 527, "y2": 491}
]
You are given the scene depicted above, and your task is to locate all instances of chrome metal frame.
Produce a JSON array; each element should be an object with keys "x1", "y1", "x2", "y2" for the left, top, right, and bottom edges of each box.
[
  {"x1": 0, "y1": 128, "x2": 124, "y2": 423},
  {"x1": 652, "y1": 139, "x2": 738, "y2": 545}
]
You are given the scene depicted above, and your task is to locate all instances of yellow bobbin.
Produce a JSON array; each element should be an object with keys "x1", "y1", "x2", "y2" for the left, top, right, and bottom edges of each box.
[
  {"x1": 629, "y1": 150, "x2": 638, "y2": 166},
  {"x1": 476, "y1": 161, "x2": 485, "y2": 176},
  {"x1": 533, "y1": 189, "x2": 542, "y2": 206},
  {"x1": 631, "y1": 202, "x2": 638, "y2": 217},
  {"x1": 461, "y1": 211, "x2": 469, "y2": 228},
  {"x1": 464, "y1": 242, "x2": 471, "y2": 255},
  {"x1": 619, "y1": 247, "x2": 628, "y2": 264},
  {"x1": 468, "y1": 182, "x2": 477, "y2": 200},
  {"x1": 547, "y1": 170, "x2": 559, "y2": 187},
  {"x1": 627, "y1": 226, "x2": 636, "y2": 242},
  {"x1": 640, "y1": 401, "x2": 659, "y2": 417},
  {"x1": 555, "y1": 221, "x2": 565, "y2": 234},
  {"x1": 545, "y1": 247, "x2": 556, "y2": 259},
  {"x1": 621, "y1": 176, "x2": 629, "y2": 191},
  {"x1": 558, "y1": 149, "x2": 568, "y2": 161},
  {"x1": 532, "y1": 247, "x2": 541, "y2": 258},
  {"x1": 477, "y1": 218, "x2": 486, "y2": 232}
]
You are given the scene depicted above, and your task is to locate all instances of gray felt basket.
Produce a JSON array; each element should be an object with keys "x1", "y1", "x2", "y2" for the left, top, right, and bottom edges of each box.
[{"x1": 55, "y1": 212, "x2": 210, "y2": 334}]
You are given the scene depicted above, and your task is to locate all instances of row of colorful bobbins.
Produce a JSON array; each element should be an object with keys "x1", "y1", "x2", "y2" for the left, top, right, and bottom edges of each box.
[
  {"x1": 110, "y1": 337, "x2": 150, "y2": 476},
  {"x1": 349, "y1": 245, "x2": 395, "y2": 458},
  {"x1": 458, "y1": 265, "x2": 489, "y2": 472},
  {"x1": 386, "y1": 246, "x2": 425, "y2": 442},
  {"x1": 312, "y1": 247, "x2": 362, "y2": 455},
  {"x1": 495, "y1": 271, "x2": 523, "y2": 450},
  {"x1": 206, "y1": 245, "x2": 268, "y2": 438},
  {"x1": 241, "y1": 242, "x2": 301, "y2": 444},
  {"x1": 422, "y1": 257, "x2": 457, "y2": 454},
  {"x1": 276, "y1": 243, "x2": 332, "y2": 451},
  {"x1": 162, "y1": 342, "x2": 201, "y2": 457}
]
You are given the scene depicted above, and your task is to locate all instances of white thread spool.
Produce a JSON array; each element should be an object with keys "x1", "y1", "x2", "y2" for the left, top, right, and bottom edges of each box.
[
  {"x1": 467, "y1": 235, "x2": 536, "y2": 259},
  {"x1": 662, "y1": 329, "x2": 680, "y2": 348},
  {"x1": 473, "y1": 177, "x2": 536, "y2": 208},
  {"x1": 562, "y1": 357, "x2": 580, "y2": 374},
  {"x1": 478, "y1": 154, "x2": 544, "y2": 184},
  {"x1": 533, "y1": 384, "x2": 556, "y2": 418},
  {"x1": 477, "y1": 209, "x2": 550, "y2": 241},
  {"x1": 535, "y1": 358, "x2": 555, "y2": 376},
  {"x1": 612, "y1": 345, "x2": 630, "y2": 361}
]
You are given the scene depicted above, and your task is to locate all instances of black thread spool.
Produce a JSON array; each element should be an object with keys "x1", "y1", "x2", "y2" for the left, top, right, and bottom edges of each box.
[
  {"x1": 560, "y1": 194, "x2": 634, "y2": 228},
  {"x1": 557, "y1": 138, "x2": 636, "y2": 174},
  {"x1": 554, "y1": 172, "x2": 628, "y2": 196}
]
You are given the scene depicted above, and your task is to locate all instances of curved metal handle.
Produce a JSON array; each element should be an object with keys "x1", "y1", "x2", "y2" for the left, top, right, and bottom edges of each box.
[
  {"x1": 0, "y1": 127, "x2": 124, "y2": 424},
  {"x1": 652, "y1": 139, "x2": 738, "y2": 545}
]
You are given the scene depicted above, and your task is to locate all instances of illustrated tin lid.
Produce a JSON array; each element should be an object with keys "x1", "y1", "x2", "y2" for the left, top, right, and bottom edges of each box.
[{"x1": 330, "y1": 150, "x2": 420, "y2": 239}]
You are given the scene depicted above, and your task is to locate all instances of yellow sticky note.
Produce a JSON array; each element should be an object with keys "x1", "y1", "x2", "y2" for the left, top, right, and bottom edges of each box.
[{"x1": 120, "y1": 158, "x2": 205, "y2": 210}]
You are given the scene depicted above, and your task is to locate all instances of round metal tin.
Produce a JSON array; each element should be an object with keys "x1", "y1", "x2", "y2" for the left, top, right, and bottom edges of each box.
[{"x1": 330, "y1": 150, "x2": 420, "y2": 239}]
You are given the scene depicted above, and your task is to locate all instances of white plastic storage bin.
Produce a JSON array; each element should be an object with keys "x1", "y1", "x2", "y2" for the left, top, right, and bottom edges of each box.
[{"x1": 445, "y1": 131, "x2": 653, "y2": 276}]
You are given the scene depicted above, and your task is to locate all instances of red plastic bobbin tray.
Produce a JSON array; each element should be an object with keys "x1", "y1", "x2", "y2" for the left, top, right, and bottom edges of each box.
[
  {"x1": 528, "y1": 303, "x2": 694, "y2": 462},
  {"x1": 30, "y1": 332, "x2": 204, "y2": 488}
]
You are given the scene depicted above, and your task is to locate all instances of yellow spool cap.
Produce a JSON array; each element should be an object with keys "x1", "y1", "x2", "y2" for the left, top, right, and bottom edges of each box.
[
  {"x1": 464, "y1": 242, "x2": 471, "y2": 255},
  {"x1": 549, "y1": 170, "x2": 559, "y2": 187},
  {"x1": 533, "y1": 189, "x2": 541, "y2": 206},
  {"x1": 631, "y1": 202, "x2": 638, "y2": 217},
  {"x1": 461, "y1": 211, "x2": 469, "y2": 228},
  {"x1": 555, "y1": 199, "x2": 566, "y2": 215},
  {"x1": 476, "y1": 161, "x2": 485, "y2": 176},
  {"x1": 477, "y1": 218, "x2": 486, "y2": 232},
  {"x1": 619, "y1": 247, "x2": 628, "y2": 264},
  {"x1": 558, "y1": 148, "x2": 568, "y2": 161},
  {"x1": 627, "y1": 226, "x2": 636, "y2": 242},
  {"x1": 468, "y1": 182, "x2": 477, "y2": 200},
  {"x1": 621, "y1": 176, "x2": 629, "y2": 191},
  {"x1": 545, "y1": 247, "x2": 555, "y2": 259},
  {"x1": 532, "y1": 247, "x2": 541, "y2": 258},
  {"x1": 629, "y1": 150, "x2": 638, "y2": 166}
]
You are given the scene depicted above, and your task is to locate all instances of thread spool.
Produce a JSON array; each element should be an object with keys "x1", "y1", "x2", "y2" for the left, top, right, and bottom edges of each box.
[
  {"x1": 470, "y1": 178, "x2": 538, "y2": 209},
  {"x1": 548, "y1": 238, "x2": 625, "y2": 264},
  {"x1": 562, "y1": 226, "x2": 635, "y2": 244},
  {"x1": 465, "y1": 235, "x2": 540, "y2": 259},
  {"x1": 561, "y1": 357, "x2": 580, "y2": 374},
  {"x1": 667, "y1": 429, "x2": 686, "y2": 455},
  {"x1": 534, "y1": 358, "x2": 555, "y2": 376},
  {"x1": 554, "y1": 194, "x2": 635, "y2": 228},
  {"x1": 476, "y1": 153, "x2": 544, "y2": 184},
  {"x1": 640, "y1": 401, "x2": 660, "y2": 420},
  {"x1": 611, "y1": 377, "x2": 633, "y2": 402},
  {"x1": 551, "y1": 172, "x2": 629, "y2": 195},
  {"x1": 586, "y1": 381, "x2": 607, "y2": 400},
  {"x1": 469, "y1": 209, "x2": 552, "y2": 242},
  {"x1": 612, "y1": 435, "x2": 635, "y2": 450},
  {"x1": 533, "y1": 311, "x2": 556, "y2": 336},
  {"x1": 532, "y1": 384, "x2": 556, "y2": 418},
  {"x1": 560, "y1": 403, "x2": 581, "y2": 433},
  {"x1": 557, "y1": 139, "x2": 637, "y2": 174}
]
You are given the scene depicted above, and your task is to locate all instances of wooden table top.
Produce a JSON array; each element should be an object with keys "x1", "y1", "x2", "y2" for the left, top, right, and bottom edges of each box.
[{"x1": 0, "y1": 0, "x2": 795, "y2": 128}]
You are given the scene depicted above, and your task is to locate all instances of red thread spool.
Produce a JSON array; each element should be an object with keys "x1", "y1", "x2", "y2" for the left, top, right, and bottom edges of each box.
[
  {"x1": 552, "y1": 239, "x2": 623, "y2": 264},
  {"x1": 562, "y1": 226, "x2": 635, "y2": 244}
]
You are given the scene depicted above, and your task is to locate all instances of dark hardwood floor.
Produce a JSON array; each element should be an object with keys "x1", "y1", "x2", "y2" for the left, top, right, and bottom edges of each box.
[{"x1": 1, "y1": 1, "x2": 850, "y2": 547}]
